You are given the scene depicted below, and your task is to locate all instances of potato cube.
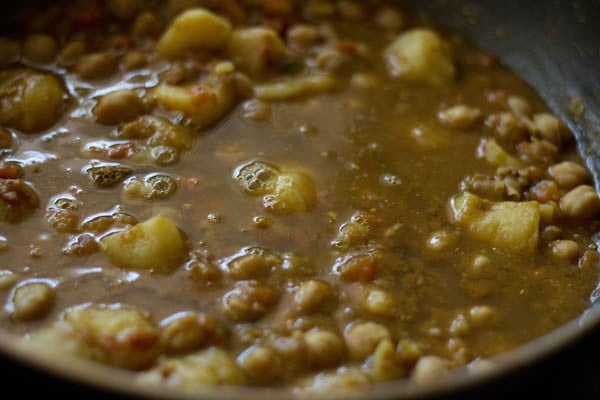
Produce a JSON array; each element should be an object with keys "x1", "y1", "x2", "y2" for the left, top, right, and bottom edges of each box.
[
  {"x1": 139, "y1": 348, "x2": 245, "y2": 388},
  {"x1": 156, "y1": 8, "x2": 232, "y2": 58},
  {"x1": 154, "y1": 73, "x2": 236, "y2": 126},
  {"x1": 477, "y1": 138, "x2": 523, "y2": 168},
  {"x1": 100, "y1": 215, "x2": 186, "y2": 272},
  {"x1": 384, "y1": 28, "x2": 455, "y2": 86},
  {"x1": 226, "y1": 27, "x2": 287, "y2": 77},
  {"x1": 65, "y1": 306, "x2": 161, "y2": 369},
  {"x1": 450, "y1": 192, "x2": 539, "y2": 255}
]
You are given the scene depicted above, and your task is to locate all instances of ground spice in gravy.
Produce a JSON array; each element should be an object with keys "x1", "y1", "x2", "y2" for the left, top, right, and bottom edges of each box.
[{"x1": 0, "y1": 0, "x2": 599, "y2": 395}]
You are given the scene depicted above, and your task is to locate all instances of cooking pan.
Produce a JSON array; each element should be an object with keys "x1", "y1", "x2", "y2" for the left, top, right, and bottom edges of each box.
[{"x1": 0, "y1": 0, "x2": 599, "y2": 399}]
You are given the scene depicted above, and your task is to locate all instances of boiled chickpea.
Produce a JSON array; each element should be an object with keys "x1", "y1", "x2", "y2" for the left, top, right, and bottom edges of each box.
[
  {"x1": 411, "y1": 355, "x2": 449, "y2": 384},
  {"x1": 75, "y1": 52, "x2": 118, "y2": 80},
  {"x1": 559, "y1": 185, "x2": 600, "y2": 220},
  {"x1": 294, "y1": 280, "x2": 333, "y2": 314},
  {"x1": 23, "y1": 34, "x2": 57, "y2": 63},
  {"x1": 305, "y1": 330, "x2": 345, "y2": 368},
  {"x1": 93, "y1": 90, "x2": 145, "y2": 125},
  {"x1": 549, "y1": 161, "x2": 590, "y2": 189},
  {"x1": 344, "y1": 321, "x2": 391, "y2": 360},
  {"x1": 550, "y1": 240, "x2": 580, "y2": 262},
  {"x1": 237, "y1": 345, "x2": 281, "y2": 382}
]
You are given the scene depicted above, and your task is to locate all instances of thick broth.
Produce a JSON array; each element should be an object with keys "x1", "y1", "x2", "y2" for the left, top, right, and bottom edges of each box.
[{"x1": 0, "y1": 0, "x2": 599, "y2": 394}]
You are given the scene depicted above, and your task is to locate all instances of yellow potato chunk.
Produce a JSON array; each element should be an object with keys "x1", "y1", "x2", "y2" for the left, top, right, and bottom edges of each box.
[
  {"x1": 100, "y1": 215, "x2": 186, "y2": 272},
  {"x1": 139, "y1": 347, "x2": 245, "y2": 389},
  {"x1": 263, "y1": 171, "x2": 317, "y2": 214},
  {"x1": 450, "y1": 192, "x2": 540, "y2": 255},
  {"x1": 154, "y1": 73, "x2": 236, "y2": 126},
  {"x1": 156, "y1": 8, "x2": 232, "y2": 59},
  {"x1": 226, "y1": 27, "x2": 287, "y2": 77},
  {"x1": 65, "y1": 306, "x2": 161, "y2": 369},
  {"x1": 29, "y1": 321, "x2": 99, "y2": 361},
  {"x1": 478, "y1": 138, "x2": 524, "y2": 168},
  {"x1": 29, "y1": 306, "x2": 161, "y2": 370},
  {"x1": 0, "y1": 69, "x2": 65, "y2": 132},
  {"x1": 384, "y1": 28, "x2": 455, "y2": 86}
]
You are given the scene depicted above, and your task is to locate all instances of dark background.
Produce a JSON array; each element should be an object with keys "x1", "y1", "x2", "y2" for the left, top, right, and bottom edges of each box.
[{"x1": 1, "y1": 0, "x2": 600, "y2": 399}]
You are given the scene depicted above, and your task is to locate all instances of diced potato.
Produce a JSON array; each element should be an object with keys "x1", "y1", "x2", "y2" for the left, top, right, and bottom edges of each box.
[
  {"x1": 226, "y1": 27, "x2": 287, "y2": 77},
  {"x1": 30, "y1": 306, "x2": 161, "y2": 370},
  {"x1": 477, "y1": 138, "x2": 524, "y2": 168},
  {"x1": 0, "y1": 69, "x2": 65, "y2": 132},
  {"x1": 298, "y1": 367, "x2": 371, "y2": 396},
  {"x1": 255, "y1": 74, "x2": 336, "y2": 101},
  {"x1": 63, "y1": 305, "x2": 161, "y2": 369},
  {"x1": 29, "y1": 321, "x2": 99, "y2": 361},
  {"x1": 450, "y1": 192, "x2": 540, "y2": 255},
  {"x1": 263, "y1": 171, "x2": 317, "y2": 214},
  {"x1": 154, "y1": 73, "x2": 236, "y2": 126},
  {"x1": 384, "y1": 28, "x2": 455, "y2": 86},
  {"x1": 100, "y1": 215, "x2": 186, "y2": 272},
  {"x1": 138, "y1": 348, "x2": 245, "y2": 388},
  {"x1": 156, "y1": 8, "x2": 232, "y2": 58}
]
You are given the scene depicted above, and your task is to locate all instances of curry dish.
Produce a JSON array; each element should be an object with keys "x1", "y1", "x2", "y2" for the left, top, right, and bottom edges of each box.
[{"x1": 0, "y1": 0, "x2": 599, "y2": 395}]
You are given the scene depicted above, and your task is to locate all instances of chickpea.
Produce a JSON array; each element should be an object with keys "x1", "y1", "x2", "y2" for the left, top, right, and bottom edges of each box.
[
  {"x1": 449, "y1": 313, "x2": 470, "y2": 336},
  {"x1": 0, "y1": 69, "x2": 65, "y2": 133},
  {"x1": 559, "y1": 185, "x2": 600, "y2": 220},
  {"x1": 375, "y1": 7, "x2": 406, "y2": 31},
  {"x1": 426, "y1": 229, "x2": 457, "y2": 253},
  {"x1": 438, "y1": 105, "x2": 481, "y2": 130},
  {"x1": 411, "y1": 355, "x2": 449, "y2": 384},
  {"x1": 75, "y1": 52, "x2": 118, "y2": 80},
  {"x1": 344, "y1": 321, "x2": 391, "y2": 360},
  {"x1": 315, "y1": 47, "x2": 350, "y2": 73},
  {"x1": 286, "y1": 24, "x2": 322, "y2": 51},
  {"x1": 93, "y1": 90, "x2": 145, "y2": 125},
  {"x1": 0, "y1": 37, "x2": 20, "y2": 67},
  {"x1": 362, "y1": 288, "x2": 396, "y2": 317},
  {"x1": 12, "y1": 282, "x2": 55, "y2": 321},
  {"x1": 294, "y1": 280, "x2": 333, "y2": 314},
  {"x1": 350, "y1": 73, "x2": 378, "y2": 90},
  {"x1": 23, "y1": 34, "x2": 57, "y2": 63},
  {"x1": 237, "y1": 345, "x2": 281, "y2": 382},
  {"x1": 0, "y1": 270, "x2": 17, "y2": 290},
  {"x1": 485, "y1": 112, "x2": 526, "y2": 143},
  {"x1": 226, "y1": 253, "x2": 274, "y2": 280},
  {"x1": 507, "y1": 95, "x2": 532, "y2": 117},
  {"x1": 132, "y1": 11, "x2": 164, "y2": 37},
  {"x1": 108, "y1": 0, "x2": 141, "y2": 19},
  {"x1": 241, "y1": 100, "x2": 272, "y2": 122},
  {"x1": 58, "y1": 41, "x2": 86, "y2": 66},
  {"x1": 533, "y1": 113, "x2": 563, "y2": 145},
  {"x1": 468, "y1": 305, "x2": 496, "y2": 328},
  {"x1": 304, "y1": 330, "x2": 345, "y2": 368},
  {"x1": 549, "y1": 161, "x2": 590, "y2": 189},
  {"x1": 222, "y1": 282, "x2": 278, "y2": 322},
  {"x1": 0, "y1": 179, "x2": 40, "y2": 223},
  {"x1": 270, "y1": 336, "x2": 309, "y2": 373},
  {"x1": 337, "y1": 1, "x2": 364, "y2": 20},
  {"x1": 121, "y1": 51, "x2": 147, "y2": 70},
  {"x1": 160, "y1": 312, "x2": 221, "y2": 354},
  {"x1": 550, "y1": 240, "x2": 580, "y2": 262}
]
